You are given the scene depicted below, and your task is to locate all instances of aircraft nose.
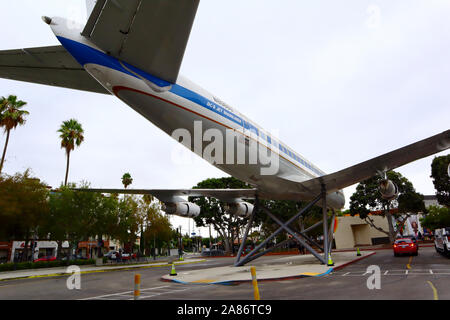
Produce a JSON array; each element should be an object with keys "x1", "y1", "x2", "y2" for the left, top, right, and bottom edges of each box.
[{"x1": 41, "y1": 16, "x2": 53, "y2": 25}]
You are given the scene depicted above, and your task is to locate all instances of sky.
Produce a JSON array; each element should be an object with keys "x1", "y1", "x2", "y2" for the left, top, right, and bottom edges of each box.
[{"x1": 0, "y1": 1, "x2": 449, "y2": 238}]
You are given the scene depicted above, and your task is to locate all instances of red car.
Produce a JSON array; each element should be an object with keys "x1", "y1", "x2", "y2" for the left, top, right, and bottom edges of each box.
[
  {"x1": 393, "y1": 238, "x2": 418, "y2": 257},
  {"x1": 34, "y1": 256, "x2": 57, "y2": 262}
]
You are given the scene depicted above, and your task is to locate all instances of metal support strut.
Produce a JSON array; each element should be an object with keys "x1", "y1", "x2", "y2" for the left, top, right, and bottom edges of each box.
[{"x1": 234, "y1": 187, "x2": 333, "y2": 267}]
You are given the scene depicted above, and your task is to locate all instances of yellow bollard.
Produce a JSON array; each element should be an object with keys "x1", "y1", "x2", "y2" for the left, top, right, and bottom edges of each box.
[
  {"x1": 250, "y1": 266, "x2": 260, "y2": 300},
  {"x1": 134, "y1": 274, "x2": 141, "y2": 300}
]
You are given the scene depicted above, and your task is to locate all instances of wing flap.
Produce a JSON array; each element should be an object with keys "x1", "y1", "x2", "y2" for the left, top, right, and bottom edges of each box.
[
  {"x1": 82, "y1": 0, "x2": 200, "y2": 83},
  {"x1": 0, "y1": 45, "x2": 110, "y2": 94}
]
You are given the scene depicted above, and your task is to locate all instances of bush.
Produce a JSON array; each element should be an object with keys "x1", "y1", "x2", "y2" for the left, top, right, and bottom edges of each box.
[{"x1": 0, "y1": 259, "x2": 95, "y2": 272}]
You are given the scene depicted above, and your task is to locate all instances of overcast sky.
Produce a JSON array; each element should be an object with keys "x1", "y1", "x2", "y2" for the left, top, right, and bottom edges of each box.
[{"x1": 0, "y1": 1, "x2": 449, "y2": 238}]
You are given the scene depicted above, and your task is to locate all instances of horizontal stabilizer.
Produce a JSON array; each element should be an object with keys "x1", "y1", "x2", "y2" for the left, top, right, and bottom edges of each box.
[{"x1": 0, "y1": 45, "x2": 110, "y2": 94}]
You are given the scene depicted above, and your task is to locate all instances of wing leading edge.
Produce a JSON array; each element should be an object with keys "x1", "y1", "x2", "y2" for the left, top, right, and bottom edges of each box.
[
  {"x1": 300, "y1": 129, "x2": 450, "y2": 194},
  {"x1": 76, "y1": 188, "x2": 258, "y2": 203}
]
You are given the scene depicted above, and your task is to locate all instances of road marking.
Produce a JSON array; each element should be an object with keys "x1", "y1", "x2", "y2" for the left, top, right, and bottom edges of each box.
[
  {"x1": 384, "y1": 270, "x2": 389, "y2": 275},
  {"x1": 127, "y1": 288, "x2": 189, "y2": 300},
  {"x1": 79, "y1": 285, "x2": 170, "y2": 300},
  {"x1": 405, "y1": 270, "x2": 409, "y2": 275},
  {"x1": 342, "y1": 272, "x2": 350, "y2": 276},
  {"x1": 427, "y1": 281, "x2": 439, "y2": 300},
  {"x1": 429, "y1": 269, "x2": 433, "y2": 275}
]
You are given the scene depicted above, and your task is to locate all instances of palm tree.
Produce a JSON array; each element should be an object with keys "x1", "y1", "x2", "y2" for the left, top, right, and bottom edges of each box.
[
  {"x1": 121, "y1": 172, "x2": 133, "y2": 189},
  {"x1": 58, "y1": 119, "x2": 84, "y2": 186},
  {"x1": 0, "y1": 95, "x2": 29, "y2": 174}
]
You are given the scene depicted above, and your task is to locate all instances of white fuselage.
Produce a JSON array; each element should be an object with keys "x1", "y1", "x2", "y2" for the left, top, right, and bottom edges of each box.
[{"x1": 50, "y1": 18, "x2": 345, "y2": 209}]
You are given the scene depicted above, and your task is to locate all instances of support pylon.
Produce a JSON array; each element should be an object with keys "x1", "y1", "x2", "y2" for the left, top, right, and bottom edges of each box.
[{"x1": 170, "y1": 263, "x2": 177, "y2": 276}]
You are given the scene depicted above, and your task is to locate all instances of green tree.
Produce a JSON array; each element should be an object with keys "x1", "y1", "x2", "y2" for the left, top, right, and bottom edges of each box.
[
  {"x1": 349, "y1": 171, "x2": 426, "y2": 243},
  {"x1": 420, "y1": 206, "x2": 450, "y2": 231},
  {"x1": 58, "y1": 119, "x2": 84, "y2": 186},
  {"x1": 0, "y1": 95, "x2": 29, "y2": 174},
  {"x1": 142, "y1": 201, "x2": 173, "y2": 256},
  {"x1": 431, "y1": 155, "x2": 450, "y2": 207},
  {"x1": 115, "y1": 195, "x2": 140, "y2": 250},
  {"x1": 189, "y1": 177, "x2": 254, "y2": 254},
  {"x1": 0, "y1": 170, "x2": 49, "y2": 261},
  {"x1": 121, "y1": 172, "x2": 133, "y2": 189},
  {"x1": 46, "y1": 183, "x2": 118, "y2": 260}
]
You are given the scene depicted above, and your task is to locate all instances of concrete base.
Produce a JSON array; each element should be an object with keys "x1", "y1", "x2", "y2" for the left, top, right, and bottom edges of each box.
[{"x1": 162, "y1": 251, "x2": 375, "y2": 285}]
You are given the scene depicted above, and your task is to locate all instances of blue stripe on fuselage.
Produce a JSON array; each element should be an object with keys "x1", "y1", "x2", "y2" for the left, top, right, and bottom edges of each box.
[
  {"x1": 57, "y1": 37, "x2": 322, "y2": 177},
  {"x1": 57, "y1": 36, "x2": 244, "y2": 127}
]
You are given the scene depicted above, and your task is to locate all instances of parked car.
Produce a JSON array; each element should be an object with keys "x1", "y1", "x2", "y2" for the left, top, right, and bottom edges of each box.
[
  {"x1": 121, "y1": 252, "x2": 137, "y2": 260},
  {"x1": 34, "y1": 256, "x2": 56, "y2": 262},
  {"x1": 103, "y1": 251, "x2": 117, "y2": 259},
  {"x1": 61, "y1": 254, "x2": 88, "y2": 261},
  {"x1": 434, "y1": 227, "x2": 450, "y2": 256},
  {"x1": 393, "y1": 238, "x2": 418, "y2": 257}
]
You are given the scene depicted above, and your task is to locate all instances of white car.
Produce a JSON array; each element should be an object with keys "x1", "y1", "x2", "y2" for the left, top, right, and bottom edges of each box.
[{"x1": 434, "y1": 227, "x2": 450, "y2": 256}]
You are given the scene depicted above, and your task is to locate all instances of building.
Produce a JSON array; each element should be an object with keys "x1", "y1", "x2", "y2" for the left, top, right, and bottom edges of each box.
[
  {"x1": 9, "y1": 240, "x2": 70, "y2": 262},
  {"x1": 334, "y1": 211, "x2": 393, "y2": 249},
  {"x1": 334, "y1": 195, "x2": 438, "y2": 249}
]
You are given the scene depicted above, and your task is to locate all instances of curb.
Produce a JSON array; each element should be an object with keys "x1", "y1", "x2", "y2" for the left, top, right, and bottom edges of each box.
[
  {"x1": 0, "y1": 259, "x2": 207, "y2": 282},
  {"x1": 331, "y1": 252, "x2": 377, "y2": 272}
]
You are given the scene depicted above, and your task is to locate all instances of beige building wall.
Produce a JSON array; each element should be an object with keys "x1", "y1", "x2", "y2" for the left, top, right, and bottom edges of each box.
[{"x1": 334, "y1": 215, "x2": 390, "y2": 249}]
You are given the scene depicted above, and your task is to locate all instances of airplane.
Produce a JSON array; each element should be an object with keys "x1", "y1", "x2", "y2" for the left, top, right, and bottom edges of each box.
[{"x1": 0, "y1": 0, "x2": 448, "y2": 266}]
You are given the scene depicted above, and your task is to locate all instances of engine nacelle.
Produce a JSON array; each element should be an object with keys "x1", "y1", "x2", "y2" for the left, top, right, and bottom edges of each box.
[
  {"x1": 162, "y1": 202, "x2": 200, "y2": 218},
  {"x1": 379, "y1": 179, "x2": 399, "y2": 201},
  {"x1": 225, "y1": 202, "x2": 254, "y2": 217}
]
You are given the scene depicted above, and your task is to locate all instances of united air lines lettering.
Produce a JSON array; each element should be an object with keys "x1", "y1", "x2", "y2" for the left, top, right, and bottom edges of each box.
[{"x1": 171, "y1": 121, "x2": 279, "y2": 175}]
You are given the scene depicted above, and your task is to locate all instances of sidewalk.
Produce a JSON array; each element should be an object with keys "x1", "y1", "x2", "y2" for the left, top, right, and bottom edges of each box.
[{"x1": 0, "y1": 257, "x2": 206, "y2": 282}]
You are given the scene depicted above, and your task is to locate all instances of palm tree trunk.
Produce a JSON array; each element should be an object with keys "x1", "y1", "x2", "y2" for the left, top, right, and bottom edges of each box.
[
  {"x1": 64, "y1": 150, "x2": 70, "y2": 186},
  {"x1": 0, "y1": 129, "x2": 11, "y2": 174}
]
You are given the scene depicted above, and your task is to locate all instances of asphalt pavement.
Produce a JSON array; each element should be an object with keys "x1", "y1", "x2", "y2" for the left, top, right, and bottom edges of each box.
[{"x1": 0, "y1": 246, "x2": 449, "y2": 300}]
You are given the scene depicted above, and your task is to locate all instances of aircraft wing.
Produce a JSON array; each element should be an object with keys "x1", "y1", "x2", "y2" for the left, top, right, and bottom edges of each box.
[
  {"x1": 0, "y1": 45, "x2": 110, "y2": 94},
  {"x1": 82, "y1": 0, "x2": 200, "y2": 84},
  {"x1": 300, "y1": 129, "x2": 450, "y2": 194},
  {"x1": 79, "y1": 188, "x2": 258, "y2": 203}
]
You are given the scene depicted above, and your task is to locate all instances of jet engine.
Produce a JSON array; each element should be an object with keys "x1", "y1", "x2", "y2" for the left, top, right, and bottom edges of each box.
[
  {"x1": 225, "y1": 202, "x2": 254, "y2": 217},
  {"x1": 379, "y1": 179, "x2": 399, "y2": 201},
  {"x1": 162, "y1": 202, "x2": 200, "y2": 218}
]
